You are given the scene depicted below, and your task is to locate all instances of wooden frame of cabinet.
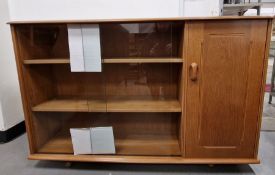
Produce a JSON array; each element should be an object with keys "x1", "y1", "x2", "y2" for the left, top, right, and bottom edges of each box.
[{"x1": 9, "y1": 16, "x2": 273, "y2": 164}]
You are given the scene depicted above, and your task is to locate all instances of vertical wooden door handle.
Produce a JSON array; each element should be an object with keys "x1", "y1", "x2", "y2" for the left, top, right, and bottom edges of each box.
[{"x1": 189, "y1": 63, "x2": 198, "y2": 81}]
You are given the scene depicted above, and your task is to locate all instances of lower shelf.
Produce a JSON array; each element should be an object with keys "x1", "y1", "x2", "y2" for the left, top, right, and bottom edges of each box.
[{"x1": 38, "y1": 131, "x2": 181, "y2": 156}]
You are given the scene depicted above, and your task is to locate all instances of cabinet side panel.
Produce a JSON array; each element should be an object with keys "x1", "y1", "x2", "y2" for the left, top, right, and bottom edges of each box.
[
  {"x1": 10, "y1": 25, "x2": 37, "y2": 153},
  {"x1": 252, "y1": 19, "x2": 273, "y2": 158}
]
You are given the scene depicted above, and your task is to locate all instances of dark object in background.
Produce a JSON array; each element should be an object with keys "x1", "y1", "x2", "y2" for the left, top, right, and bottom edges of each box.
[{"x1": 224, "y1": 0, "x2": 242, "y2": 4}]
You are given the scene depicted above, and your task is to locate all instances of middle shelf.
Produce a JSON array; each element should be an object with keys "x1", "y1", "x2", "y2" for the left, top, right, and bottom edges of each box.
[
  {"x1": 32, "y1": 98, "x2": 182, "y2": 112},
  {"x1": 23, "y1": 57, "x2": 184, "y2": 64}
]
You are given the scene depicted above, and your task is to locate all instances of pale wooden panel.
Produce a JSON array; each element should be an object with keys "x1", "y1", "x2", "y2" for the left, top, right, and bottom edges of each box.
[
  {"x1": 24, "y1": 59, "x2": 70, "y2": 64},
  {"x1": 107, "y1": 98, "x2": 181, "y2": 112},
  {"x1": 28, "y1": 154, "x2": 260, "y2": 164},
  {"x1": 8, "y1": 16, "x2": 273, "y2": 24},
  {"x1": 23, "y1": 58, "x2": 183, "y2": 64},
  {"x1": 31, "y1": 98, "x2": 180, "y2": 112},
  {"x1": 32, "y1": 99, "x2": 89, "y2": 112},
  {"x1": 199, "y1": 32, "x2": 249, "y2": 147},
  {"x1": 32, "y1": 112, "x2": 67, "y2": 149},
  {"x1": 185, "y1": 20, "x2": 269, "y2": 158},
  {"x1": 103, "y1": 58, "x2": 183, "y2": 63}
]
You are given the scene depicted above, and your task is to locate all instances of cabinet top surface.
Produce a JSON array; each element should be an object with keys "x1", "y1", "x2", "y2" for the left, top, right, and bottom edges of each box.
[{"x1": 7, "y1": 16, "x2": 274, "y2": 24}]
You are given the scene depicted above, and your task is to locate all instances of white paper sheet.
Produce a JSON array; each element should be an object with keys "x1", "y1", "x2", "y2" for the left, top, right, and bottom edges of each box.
[
  {"x1": 90, "y1": 127, "x2": 116, "y2": 154},
  {"x1": 81, "y1": 24, "x2": 102, "y2": 72},
  {"x1": 67, "y1": 24, "x2": 85, "y2": 72},
  {"x1": 70, "y1": 128, "x2": 92, "y2": 155}
]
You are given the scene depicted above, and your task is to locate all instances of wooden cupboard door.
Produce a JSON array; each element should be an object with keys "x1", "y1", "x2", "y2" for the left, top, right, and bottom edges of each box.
[{"x1": 184, "y1": 20, "x2": 269, "y2": 158}]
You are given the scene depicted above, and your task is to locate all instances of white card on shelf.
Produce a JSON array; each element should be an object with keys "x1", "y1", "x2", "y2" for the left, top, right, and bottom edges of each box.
[
  {"x1": 90, "y1": 127, "x2": 116, "y2": 154},
  {"x1": 81, "y1": 24, "x2": 102, "y2": 72},
  {"x1": 67, "y1": 24, "x2": 85, "y2": 72},
  {"x1": 70, "y1": 128, "x2": 92, "y2": 155}
]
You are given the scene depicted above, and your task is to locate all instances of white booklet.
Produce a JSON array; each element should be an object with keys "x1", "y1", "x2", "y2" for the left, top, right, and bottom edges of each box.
[
  {"x1": 90, "y1": 127, "x2": 116, "y2": 154},
  {"x1": 82, "y1": 24, "x2": 102, "y2": 72},
  {"x1": 70, "y1": 127, "x2": 115, "y2": 155},
  {"x1": 70, "y1": 128, "x2": 92, "y2": 155},
  {"x1": 67, "y1": 24, "x2": 102, "y2": 72},
  {"x1": 67, "y1": 24, "x2": 85, "y2": 72}
]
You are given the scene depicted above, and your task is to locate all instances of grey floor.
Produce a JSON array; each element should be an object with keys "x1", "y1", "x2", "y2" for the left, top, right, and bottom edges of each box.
[{"x1": 262, "y1": 58, "x2": 275, "y2": 131}]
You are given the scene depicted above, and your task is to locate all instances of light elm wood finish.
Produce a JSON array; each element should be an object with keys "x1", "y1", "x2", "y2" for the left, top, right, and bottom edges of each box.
[
  {"x1": 28, "y1": 154, "x2": 260, "y2": 164},
  {"x1": 23, "y1": 58, "x2": 183, "y2": 64},
  {"x1": 8, "y1": 16, "x2": 273, "y2": 24},
  {"x1": 24, "y1": 59, "x2": 70, "y2": 64},
  {"x1": 9, "y1": 17, "x2": 272, "y2": 164},
  {"x1": 32, "y1": 98, "x2": 181, "y2": 112},
  {"x1": 184, "y1": 20, "x2": 270, "y2": 158}
]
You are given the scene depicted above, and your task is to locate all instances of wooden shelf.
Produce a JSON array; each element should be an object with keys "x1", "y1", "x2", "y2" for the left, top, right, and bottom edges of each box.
[
  {"x1": 32, "y1": 98, "x2": 181, "y2": 112},
  {"x1": 24, "y1": 59, "x2": 70, "y2": 64},
  {"x1": 103, "y1": 58, "x2": 183, "y2": 63},
  {"x1": 23, "y1": 58, "x2": 183, "y2": 64},
  {"x1": 107, "y1": 98, "x2": 181, "y2": 112},
  {"x1": 32, "y1": 99, "x2": 89, "y2": 112},
  {"x1": 39, "y1": 131, "x2": 181, "y2": 156}
]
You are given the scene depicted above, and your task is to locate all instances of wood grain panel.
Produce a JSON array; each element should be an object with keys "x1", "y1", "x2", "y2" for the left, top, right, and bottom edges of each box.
[
  {"x1": 28, "y1": 154, "x2": 260, "y2": 164},
  {"x1": 185, "y1": 20, "x2": 269, "y2": 158},
  {"x1": 199, "y1": 33, "x2": 249, "y2": 147},
  {"x1": 8, "y1": 16, "x2": 273, "y2": 24},
  {"x1": 36, "y1": 112, "x2": 180, "y2": 156},
  {"x1": 105, "y1": 64, "x2": 179, "y2": 98}
]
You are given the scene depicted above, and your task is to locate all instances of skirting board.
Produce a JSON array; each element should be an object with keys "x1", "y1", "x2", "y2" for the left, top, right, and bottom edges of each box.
[{"x1": 0, "y1": 121, "x2": 26, "y2": 143}]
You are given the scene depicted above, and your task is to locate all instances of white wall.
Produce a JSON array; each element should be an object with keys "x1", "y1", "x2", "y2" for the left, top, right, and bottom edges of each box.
[
  {"x1": 8, "y1": 0, "x2": 181, "y2": 20},
  {"x1": 0, "y1": 0, "x2": 24, "y2": 131},
  {"x1": 182, "y1": 0, "x2": 222, "y2": 16},
  {"x1": 8, "y1": 0, "x2": 221, "y2": 21}
]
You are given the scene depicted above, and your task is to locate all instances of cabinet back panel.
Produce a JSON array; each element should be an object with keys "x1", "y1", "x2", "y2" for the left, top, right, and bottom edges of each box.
[
  {"x1": 16, "y1": 24, "x2": 69, "y2": 59},
  {"x1": 52, "y1": 64, "x2": 180, "y2": 99},
  {"x1": 100, "y1": 22, "x2": 183, "y2": 58}
]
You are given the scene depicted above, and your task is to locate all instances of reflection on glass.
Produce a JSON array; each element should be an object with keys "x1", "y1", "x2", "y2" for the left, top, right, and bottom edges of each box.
[{"x1": 100, "y1": 22, "x2": 182, "y2": 58}]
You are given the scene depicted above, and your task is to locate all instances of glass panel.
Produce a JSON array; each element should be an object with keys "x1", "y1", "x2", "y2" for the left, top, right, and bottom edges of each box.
[
  {"x1": 104, "y1": 63, "x2": 181, "y2": 112},
  {"x1": 16, "y1": 24, "x2": 69, "y2": 59},
  {"x1": 100, "y1": 22, "x2": 182, "y2": 58},
  {"x1": 25, "y1": 64, "x2": 107, "y2": 112},
  {"x1": 33, "y1": 112, "x2": 181, "y2": 156},
  {"x1": 18, "y1": 22, "x2": 184, "y2": 156}
]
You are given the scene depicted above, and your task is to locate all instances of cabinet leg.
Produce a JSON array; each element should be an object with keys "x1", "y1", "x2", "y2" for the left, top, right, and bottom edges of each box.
[{"x1": 65, "y1": 162, "x2": 72, "y2": 168}]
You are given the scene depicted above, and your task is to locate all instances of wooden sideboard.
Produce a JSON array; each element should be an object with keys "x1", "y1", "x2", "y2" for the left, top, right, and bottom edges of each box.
[{"x1": 9, "y1": 16, "x2": 273, "y2": 164}]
